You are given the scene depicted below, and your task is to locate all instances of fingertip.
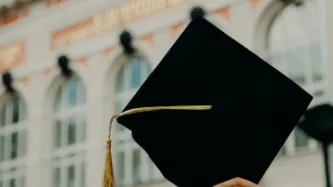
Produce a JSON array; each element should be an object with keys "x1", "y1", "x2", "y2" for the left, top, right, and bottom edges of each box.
[{"x1": 216, "y1": 177, "x2": 259, "y2": 187}]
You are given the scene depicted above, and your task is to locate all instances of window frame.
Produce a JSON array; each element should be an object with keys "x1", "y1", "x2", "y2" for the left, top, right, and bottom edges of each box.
[
  {"x1": 0, "y1": 94, "x2": 27, "y2": 187},
  {"x1": 51, "y1": 76, "x2": 87, "y2": 187},
  {"x1": 267, "y1": 1, "x2": 328, "y2": 156},
  {"x1": 113, "y1": 56, "x2": 162, "y2": 186}
]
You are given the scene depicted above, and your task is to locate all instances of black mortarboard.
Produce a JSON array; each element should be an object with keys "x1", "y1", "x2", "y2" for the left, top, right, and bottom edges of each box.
[
  {"x1": 298, "y1": 104, "x2": 333, "y2": 143},
  {"x1": 103, "y1": 17, "x2": 313, "y2": 187}
]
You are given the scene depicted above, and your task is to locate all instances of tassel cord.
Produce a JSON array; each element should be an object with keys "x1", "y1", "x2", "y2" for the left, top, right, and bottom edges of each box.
[{"x1": 104, "y1": 105, "x2": 212, "y2": 187}]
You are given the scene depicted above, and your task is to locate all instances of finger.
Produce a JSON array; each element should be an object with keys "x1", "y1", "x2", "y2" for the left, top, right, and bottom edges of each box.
[
  {"x1": 214, "y1": 178, "x2": 238, "y2": 187},
  {"x1": 223, "y1": 178, "x2": 238, "y2": 186},
  {"x1": 234, "y1": 177, "x2": 258, "y2": 186},
  {"x1": 217, "y1": 177, "x2": 259, "y2": 187}
]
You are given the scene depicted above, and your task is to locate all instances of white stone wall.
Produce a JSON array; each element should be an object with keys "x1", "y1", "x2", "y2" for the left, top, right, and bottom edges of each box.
[{"x1": 0, "y1": 0, "x2": 332, "y2": 187}]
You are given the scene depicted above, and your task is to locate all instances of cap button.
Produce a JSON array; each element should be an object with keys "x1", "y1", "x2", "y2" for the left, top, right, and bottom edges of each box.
[{"x1": 212, "y1": 98, "x2": 229, "y2": 114}]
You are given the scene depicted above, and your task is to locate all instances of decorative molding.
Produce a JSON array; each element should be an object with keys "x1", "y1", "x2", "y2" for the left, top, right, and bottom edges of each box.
[
  {"x1": 0, "y1": 0, "x2": 43, "y2": 22},
  {"x1": 0, "y1": 41, "x2": 25, "y2": 73},
  {"x1": 214, "y1": 7, "x2": 231, "y2": 23},
  {"x1": 51, "y1": 0, "x2": 188, "y2": 50},
  {"x1": 250, "y1": 0, "x2": 263, "y2": 11},
  {"x1": 46, "y1": 0, "x2": 67, "y2": 7}
]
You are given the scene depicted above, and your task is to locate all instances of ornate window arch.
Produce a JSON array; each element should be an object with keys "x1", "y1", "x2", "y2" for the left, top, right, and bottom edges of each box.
[
  {"x1": 51, "y1": 75, "x2": 86, "y2": 187},
  {"x1": 0, "y1": 93, "x2": 27, "y2": 187},
  {"x1": 113, "y1": 55, "x2": 163, "y2": 186},
  {"x1": 267, "y1": 0, "x2": 327, "y2": 155}
]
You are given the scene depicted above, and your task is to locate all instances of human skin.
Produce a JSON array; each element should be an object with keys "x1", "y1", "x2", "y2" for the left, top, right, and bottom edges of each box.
[{"x1": 213, "y1": 177, "x2": 261, "y2": 187}]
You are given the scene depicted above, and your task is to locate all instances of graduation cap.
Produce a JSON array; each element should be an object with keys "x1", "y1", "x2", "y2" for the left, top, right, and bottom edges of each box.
[
  {"x1": 297, "y1": 104, "x2": 333, "y2": 187},
  {"x1": 103, "y1": 17, "x2": 313, "y2": 187},
  {"x1": 298, "y1": 104, "x2": 333, "y2": 144}
]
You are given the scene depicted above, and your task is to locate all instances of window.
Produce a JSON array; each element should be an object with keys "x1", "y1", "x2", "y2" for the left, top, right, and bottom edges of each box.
[
  {"x1": 52, "y1": 77, "x2": 86, "y2": 187},
  {"x1": 0, "y1": 94, "x2": 27, "y2": 187},
  {"x1": 267, "y1": 0, "x2": 327, "y2": 155},
  {"x1": 113, "y1": 56, "x2": 162, "y2": 186}
]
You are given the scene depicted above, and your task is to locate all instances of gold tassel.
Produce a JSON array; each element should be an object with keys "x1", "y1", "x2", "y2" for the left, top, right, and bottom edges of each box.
[
  {"x1": 103, "y1": 116, "x2": 118, "y2": 187},
  {"x1": 103, "y1": 138, "x2": 115, "y2": 187},
  {"x1": 103, "y1": 105, "x2": 212, "y2": 187}
]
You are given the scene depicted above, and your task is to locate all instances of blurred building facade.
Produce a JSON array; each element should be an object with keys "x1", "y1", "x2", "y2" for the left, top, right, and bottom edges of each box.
[{"x1": 0, "y1": 0, "x2": 332, "y2": 187}]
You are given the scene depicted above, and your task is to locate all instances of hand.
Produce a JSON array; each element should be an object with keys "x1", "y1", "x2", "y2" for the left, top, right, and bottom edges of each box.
[{"x1": 214, "y1": 177, "x2": 261, "y2": 187}]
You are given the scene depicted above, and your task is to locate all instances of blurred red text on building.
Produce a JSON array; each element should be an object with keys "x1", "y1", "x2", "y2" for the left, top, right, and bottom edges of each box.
[
  {"x1": 0, "y1": 41, "x2": 25, "y2": 73},
  {"x1": 51, "y1": 0, "x2": 187, "y2": 50}
]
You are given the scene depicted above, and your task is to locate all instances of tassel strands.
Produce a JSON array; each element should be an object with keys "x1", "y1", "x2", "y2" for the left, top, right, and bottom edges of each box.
[
  {"x1": 103, "y1": 106, "x2": 212, "y2": 186},
  {"x1": 103, "y1": 116, "x2": 118, "y2": 187},
  {"x1": 103, "y1": 139, "x2": 115, "y2": 187}
]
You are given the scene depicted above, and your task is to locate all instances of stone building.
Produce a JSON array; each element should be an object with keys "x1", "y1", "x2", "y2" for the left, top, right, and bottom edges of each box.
[{"x1": 0, "y1": 0, "x2": 332, "y2": 187}]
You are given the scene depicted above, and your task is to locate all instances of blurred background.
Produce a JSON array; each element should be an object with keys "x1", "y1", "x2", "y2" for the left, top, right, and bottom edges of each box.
[{"x1": 0, "y1": 0, "x2": 331, "y2": 187}]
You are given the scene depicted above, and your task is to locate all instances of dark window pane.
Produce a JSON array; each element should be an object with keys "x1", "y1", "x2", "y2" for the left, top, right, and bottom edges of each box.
[
  {"x1": 130, "y1": 58, "x2": 141, "y2": 89},
  {"x1": 144, "y1": 61, "x2": 152, "y2": 81},
  {"x1": 0, "y1": 107, "x2": 5, "y2": 127},
  {"x1": 133, "y1": 149, "x2": 141, "y2": 184},
  {"x1": 286, "y1": 48, "x2": 306, "y2": 85},
  {"x1": 116, "y1": 68, "x2": 125, "y2": 93},
  {"x1": 295, "y1": 128, "x2": 309, "y2": 148},
  {"x1": 0, "y1": 136, "x2": 4, "y2": 161},
  {"x1": 18, "y1": 130, "x2": 27, "y2": 157},
  {"x1": 67, "y1": 165, "x2": 75, "y2": 187},
  {"x1": 18, "y1": 99, "x2": 26, "y2": 122},
  {"x1": 55, "y1": 91, "x2": 62, "y2": 112},
  {"x1": 54, "y1": 120, "x2": 61, "y2": 148},
  {"x1": 68, "y1": 79, "x2": 78, "y2": 106},
  {"x1": 22, "y1": 175, "x2": 25, "y2": 187},
  {"x1": 0, "y1": 171, "x2": 2, "y2": 187},
  {"x1": 310, "y1": 41, "x2": 323, "y2": 82},
  {"x1": 68, "y1": 118, "x2": 76, "y2": 145},
  {"x1": 53, "y1": 167, "x2": 60, "y2": 187},
  {"x1": 10, "y1": 132, "x2": 18, "y2": 159},
  {"x1": 10, "y1": 178, "x2": 15, "y2": 187},
  {"x1": 65, "y1": 79, "x2": 78, "y2": 107},
  {"x1": 146, "y1": 62, "x2": 152, "y2": 74},
  {"x1": 78, "y1": 118, "x2": 86, "y2": 143},
  {"x1": 12, "y1": 98, "x2": 19, "y2": 124},
  {"x1": 115, "y1": 102, "x2": 125, "y2": 132},
  {"x1": 80, "y1": 162, "x2": 85, "y2": 187},
  {"x1": 10, "y1": 167, "x2": 16, "y2": 173},
  {"x1": 77, "y1": 81, "x2": 86, "y2": 105},
  {"x1": 116, "y1": 152, "x2": 125, "y2": 182}
]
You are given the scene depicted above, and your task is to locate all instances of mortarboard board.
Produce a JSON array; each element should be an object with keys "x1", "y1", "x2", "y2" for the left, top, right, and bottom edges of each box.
[{"x1": 103, "y1": 17, "x2": 313, "y2": 187}]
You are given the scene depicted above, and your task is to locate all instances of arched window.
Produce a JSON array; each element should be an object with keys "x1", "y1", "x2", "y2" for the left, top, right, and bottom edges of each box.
[
  {"x1": 52, "y1": 76, "x2": 86, "y2": 187},
  {"x1": 113, "y1": 56, "x2": 162, "y2": 186},
  {"x1": 0, "y1": 94, "x2": 27, "y2": 187},
  {"x1": 268, "y1": 0, "x2": 326, "y2": 155}
]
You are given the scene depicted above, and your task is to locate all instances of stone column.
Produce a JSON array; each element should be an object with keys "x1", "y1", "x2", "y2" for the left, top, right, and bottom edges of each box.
[
  {"x1": 23, "y1": 23, "x2": 51, "y2": 187},
  {"x1": 321, "y1": 0, "x2": 333, "y2": 102},
  {"x1": 25, "y1": 74, "x2": 49, "y2": 187},
  {"x1": 85, "y1": 54, "x2": 108, "y2": 187}
]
